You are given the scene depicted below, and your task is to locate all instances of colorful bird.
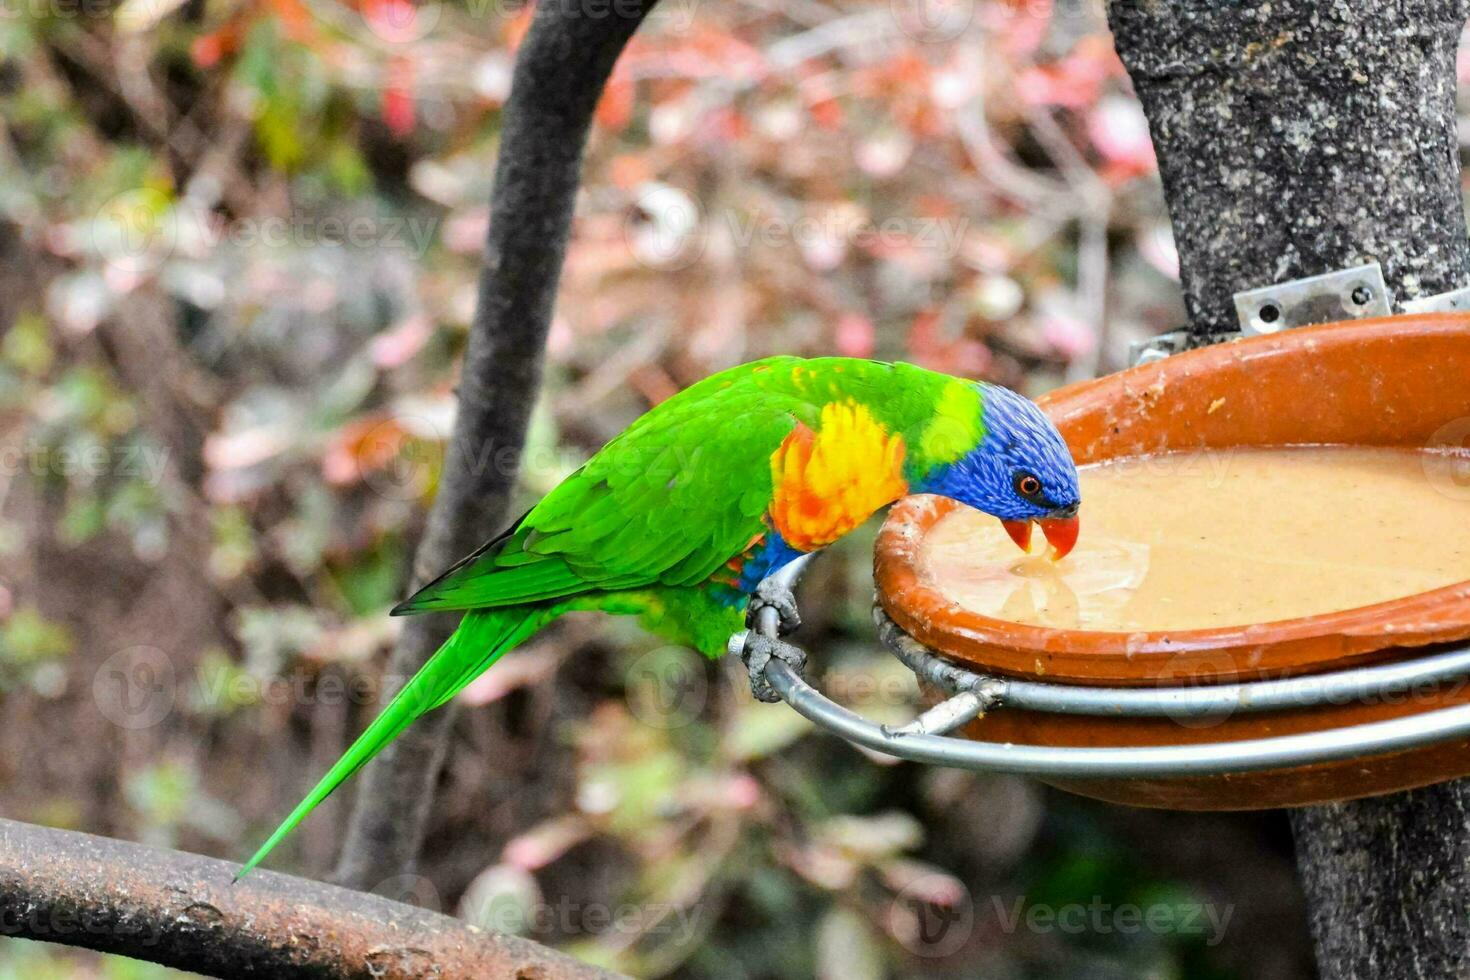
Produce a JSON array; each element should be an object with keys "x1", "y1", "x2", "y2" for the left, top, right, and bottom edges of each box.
[{"x1": 237, "y1": 356, "x2": 1080, "y2": 876}]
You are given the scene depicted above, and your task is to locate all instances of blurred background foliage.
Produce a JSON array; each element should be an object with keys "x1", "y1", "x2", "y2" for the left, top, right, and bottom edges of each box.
[{"x1": 0, "y1": 0, "x2": 1361, "y2": 974}]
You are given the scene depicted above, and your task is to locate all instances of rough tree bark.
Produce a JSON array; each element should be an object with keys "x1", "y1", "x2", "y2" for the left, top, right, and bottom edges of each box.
[
  {"x1": 0, "y1": 818, "x2": 623, "y2": 979},
  {"x1": 332, "y1": 0, "x2": 661, "y2": 890},
  {"x1": 1110, "y1": 0, "x2": 1470, "y2": 340},
  {"x1": 1108, "y1": 2, "x2": 1470, "y2": 977}
]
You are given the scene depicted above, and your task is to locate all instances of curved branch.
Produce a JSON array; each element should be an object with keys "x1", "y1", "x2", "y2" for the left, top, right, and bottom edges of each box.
[
  {"x1": 0, "y1": 818, "x2": 622, "y2": 979},
  {"x1": 332, "y1": 0, "x2": 661, "y2": 889}
]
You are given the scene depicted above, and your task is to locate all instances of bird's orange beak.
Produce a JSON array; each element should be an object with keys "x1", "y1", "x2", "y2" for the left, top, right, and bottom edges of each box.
[
  {"x1": 1001, "y1": 514, "x2": 1080, "y2": 560},
  {"x1": 1001, "y1": 519, "x2": 1033, "y2": 552},
  {"x1": 1040, "y1": 514, "x2": 1079, "y2": 560}
]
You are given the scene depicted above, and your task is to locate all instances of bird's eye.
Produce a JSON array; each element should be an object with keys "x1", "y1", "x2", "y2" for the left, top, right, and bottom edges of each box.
[{"x1": 1015, "y1": 473, "x2": 1042, "y2": 498}]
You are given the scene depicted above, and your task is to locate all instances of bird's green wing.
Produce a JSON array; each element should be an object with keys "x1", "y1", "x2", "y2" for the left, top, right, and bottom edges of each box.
[{"x1": 393, "y1": 358, "x2": 824, "y2": 614}]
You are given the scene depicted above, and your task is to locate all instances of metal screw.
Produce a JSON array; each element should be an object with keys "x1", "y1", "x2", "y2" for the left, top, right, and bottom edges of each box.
[
  {"x1": 1350, "y1": 285, "x2": 1373, "y2": 306},
  {"x1": 1258, "y1": 302, "x2": 1281, "y2": 324}
]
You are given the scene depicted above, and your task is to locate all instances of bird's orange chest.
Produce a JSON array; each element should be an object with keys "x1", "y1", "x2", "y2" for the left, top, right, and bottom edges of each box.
[{"x1": 767, "y1": 401, "x2": 909, "y2": 552}]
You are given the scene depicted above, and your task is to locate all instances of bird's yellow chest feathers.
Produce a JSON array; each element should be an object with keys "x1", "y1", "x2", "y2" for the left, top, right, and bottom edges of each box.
[{"x1": 768, "y1": 400, "x2": 908, "y2": 552}]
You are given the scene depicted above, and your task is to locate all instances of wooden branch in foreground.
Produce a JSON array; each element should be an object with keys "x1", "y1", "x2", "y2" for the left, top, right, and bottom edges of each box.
[{"x1": 0, "y1": 818, "x2": 624, "y2": 980}]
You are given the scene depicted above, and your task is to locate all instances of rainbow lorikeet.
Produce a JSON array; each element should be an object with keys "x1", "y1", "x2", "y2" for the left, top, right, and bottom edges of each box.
[{"x1": 238, "y1": 356, "x2": 1080, "y2": 876}]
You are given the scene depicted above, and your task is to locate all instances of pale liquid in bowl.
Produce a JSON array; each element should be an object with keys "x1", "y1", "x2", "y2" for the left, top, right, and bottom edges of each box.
[{"x1": 917, "y1": 446, "x2": 1470, "y2": 632}]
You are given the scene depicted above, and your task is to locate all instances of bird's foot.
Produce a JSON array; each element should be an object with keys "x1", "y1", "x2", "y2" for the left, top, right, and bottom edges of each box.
[
  {"x1": 731, "y1": 631, "x2": 807, "y2": 704},
  {"x1": 748, "y1": 578, "x2": 801, "y2": 635}
]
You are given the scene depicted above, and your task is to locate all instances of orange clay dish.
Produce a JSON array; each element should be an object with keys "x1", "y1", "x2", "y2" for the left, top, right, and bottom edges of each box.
[{"x1": 871, "y1": 314, "x2": 1470, "y2": 808}]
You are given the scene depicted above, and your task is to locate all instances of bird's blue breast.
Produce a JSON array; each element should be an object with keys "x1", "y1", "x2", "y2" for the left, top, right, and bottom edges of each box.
[{"x1": 735, "y1": 530, "x2": 804, "y2": 595}]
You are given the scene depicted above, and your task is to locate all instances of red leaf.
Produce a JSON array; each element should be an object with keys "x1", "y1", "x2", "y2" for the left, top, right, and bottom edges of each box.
[
  {"x1": 595, "y1": 72, "x2": 635, "y2": 132},
  {"x1": 382, "y1": 57, "x2": 415, "y2": 137},
  {"x1": 835, "y1": 313, "x2": 876, "y2": 357}
]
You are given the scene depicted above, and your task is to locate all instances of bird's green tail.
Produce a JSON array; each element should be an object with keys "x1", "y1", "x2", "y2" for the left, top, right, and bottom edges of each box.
[{"x1": 235, "y1": 604, "x2": 552, "y2": 879}]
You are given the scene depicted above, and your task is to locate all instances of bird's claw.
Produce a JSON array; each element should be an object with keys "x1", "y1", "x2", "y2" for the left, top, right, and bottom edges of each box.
[
  {"x1": 734, "y1": 631, "x2": 807, "y2": 704},
  {"x1": 749, "y1": 579, "x2": 801, "y2": 635}
]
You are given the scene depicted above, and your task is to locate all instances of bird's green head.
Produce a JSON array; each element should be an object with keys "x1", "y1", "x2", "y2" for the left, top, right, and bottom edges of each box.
[{"x1": 911, "y1": 382, "x2": 1081, "y2": 558}]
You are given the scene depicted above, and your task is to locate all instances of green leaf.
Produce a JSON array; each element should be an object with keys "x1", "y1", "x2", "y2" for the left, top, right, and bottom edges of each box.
[
  {"x1": 0, "y1": 607, "x2": 73, "y2": 667},
  {"x1": 1, "y1": 313, "x2": 52, "y2": 376}
]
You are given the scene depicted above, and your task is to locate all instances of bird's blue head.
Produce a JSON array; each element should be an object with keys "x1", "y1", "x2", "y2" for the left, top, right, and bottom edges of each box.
[{"x1": 917, "y1": 383, "x2": 1081, "y2": 557}]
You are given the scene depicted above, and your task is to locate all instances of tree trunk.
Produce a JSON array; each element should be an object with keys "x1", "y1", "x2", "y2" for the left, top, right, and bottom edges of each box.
[
  {"x1": 1109, "y1": 0, "x2": 1470, "y2": 340},
  {"x1": 331, "y1": 0, "x2": 660, "y2": 890},
  {"x1": 1108, "y1": 2, "x2": 1470, "y2": 976}
]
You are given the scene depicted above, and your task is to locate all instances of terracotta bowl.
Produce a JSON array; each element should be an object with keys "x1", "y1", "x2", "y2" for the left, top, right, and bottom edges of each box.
[{"x1": 874, "y1": 314, "x2": 1470, "y2": 809}]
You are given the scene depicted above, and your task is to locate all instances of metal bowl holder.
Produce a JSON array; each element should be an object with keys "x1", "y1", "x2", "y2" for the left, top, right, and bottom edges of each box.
[
  {"x1": 736, "y1": 555, "x2": 1470, "y2": 780},
  {"x1": 734, "y1": 265, "x2": 1470, "y2": 781}
]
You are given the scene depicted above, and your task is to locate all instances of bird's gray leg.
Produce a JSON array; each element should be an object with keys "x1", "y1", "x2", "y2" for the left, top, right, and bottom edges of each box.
[
  {"x1": 748, "y1": 577, "x2": 801, "y2": 634},
  {"x1": 732, "y1": 631, "x2": 808, "y2": 704}
]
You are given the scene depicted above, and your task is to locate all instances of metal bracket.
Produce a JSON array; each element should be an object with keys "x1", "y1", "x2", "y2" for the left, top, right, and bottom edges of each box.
[
  {"x1": 1233, "y1": 261, "x2": 1390, "y2": 335},
  {"x1": 1129, "y1": 261, "x2": 1396, "y2": 367},
  {"x1": 1127, "y1": 329, "x2": 1192, "y2": 367},
  {"x1": 1401, "y1": 284, "x2": 1470, "y2": 315}
]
